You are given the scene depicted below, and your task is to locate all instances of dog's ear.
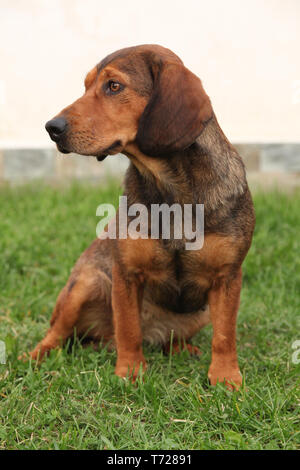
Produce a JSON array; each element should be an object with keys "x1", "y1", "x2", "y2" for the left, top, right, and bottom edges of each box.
[{"x1": 136, "y1": 61, "x2": 213, "y2": 157}]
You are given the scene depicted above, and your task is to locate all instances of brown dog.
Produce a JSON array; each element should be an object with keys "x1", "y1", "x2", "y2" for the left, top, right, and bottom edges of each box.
[{"x1": 29, "y1": 45, "x2": 255, "y2": 389}]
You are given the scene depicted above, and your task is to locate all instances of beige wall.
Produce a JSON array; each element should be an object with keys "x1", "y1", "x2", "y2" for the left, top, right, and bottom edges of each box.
[{"x1": 1, "y1": 0, "x2": 299, "y2": 147}]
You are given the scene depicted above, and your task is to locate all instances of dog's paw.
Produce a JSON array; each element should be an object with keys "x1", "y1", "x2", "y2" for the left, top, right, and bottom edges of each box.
[
  {"x1": 208, "y1": 365, "x2": 243, "y2": 391},
  {"x1": 164, "y1": 341, "x2": 202, "y2": 356},
  {"x1": 18, "y1": 348, "x2": 46, "y2": 363},
  {"x1": 186, "y1": 344, "x2": 201, "y2": 356},
  {"x1": 18, "y1": 352, "x2": 30, "y2": 362},
  {"x1": 115, "y1": 357, "x2": 147, "y2": 382},
  {"x1": 26, "y1": 343, "x2": 52, "y2": 363}
]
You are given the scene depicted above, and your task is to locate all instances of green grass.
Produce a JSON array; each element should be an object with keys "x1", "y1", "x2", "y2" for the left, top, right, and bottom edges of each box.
[{"x1": 0, "y1": 181, "x2": 299, "y2": 450}]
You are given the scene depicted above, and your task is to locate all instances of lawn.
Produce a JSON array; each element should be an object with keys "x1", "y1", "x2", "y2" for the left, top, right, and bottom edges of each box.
[{"x1": 0, "y1": 181, "x2": 299, "y2": 450}]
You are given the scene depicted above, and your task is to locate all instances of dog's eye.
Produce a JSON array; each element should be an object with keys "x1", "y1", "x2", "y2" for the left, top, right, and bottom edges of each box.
[
  {"x1": 106, "y1": 80, "x2": 124, "y2": 94},
  {"x1": 110, "y1": 81, "x2": 120, "y2": 92}
]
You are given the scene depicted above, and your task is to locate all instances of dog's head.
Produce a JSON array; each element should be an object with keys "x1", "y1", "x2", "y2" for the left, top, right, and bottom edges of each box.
[{"x1": 45, "y1": 44, "x2": 212, "y2": 159}]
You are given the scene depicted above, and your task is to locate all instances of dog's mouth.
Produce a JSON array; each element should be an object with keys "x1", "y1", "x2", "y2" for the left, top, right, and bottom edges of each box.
[
  {"x1": 96, "y1": 154, "x2": 108, "y2": 162},
  {"x1": 95, "y1": 140, "x2": 123, "y2": 162},
  {"x1": 57, "y1": 143, "x2": 108, "y2": 161},
  {"x1": 56, "y1": 139, "x2": 122, "y2": 161},
  {"x1": 57, "y1": 144, "x2": 71, "y2": 154},
  {"x1": 101, "y1": 140, "x2": 123, "y2": 156}
]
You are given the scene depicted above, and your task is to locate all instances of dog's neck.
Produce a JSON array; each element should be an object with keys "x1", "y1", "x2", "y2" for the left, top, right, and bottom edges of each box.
[{"x1": 123, "y1": 113, "x2": 247, "y2": 213}]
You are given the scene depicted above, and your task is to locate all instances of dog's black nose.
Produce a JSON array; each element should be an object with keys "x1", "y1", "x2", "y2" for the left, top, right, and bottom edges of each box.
[{"x1": 45, "y1": 117, "x2": 67, "y2": 142}]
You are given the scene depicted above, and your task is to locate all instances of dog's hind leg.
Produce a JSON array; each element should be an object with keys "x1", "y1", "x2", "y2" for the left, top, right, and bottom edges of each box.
[{"x1": 28, "y1": 267, "x2": 113, "y2": 361}]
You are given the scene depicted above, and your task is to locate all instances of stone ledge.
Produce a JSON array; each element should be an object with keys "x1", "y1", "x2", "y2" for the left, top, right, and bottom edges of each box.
[
  {"x1": 2, "y1": 148, "x2": 55, "y2": 182},
  {"x1": 0, "y1": 148, "x2": 128, "y2": 183},
  {"x1": 0, "y1": 144, "x2": 299, "y2": 184}
]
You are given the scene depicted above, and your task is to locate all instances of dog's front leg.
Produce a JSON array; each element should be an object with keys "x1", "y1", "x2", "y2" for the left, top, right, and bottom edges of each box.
[
  {"x1": 208, "y1": 268, "x2": 243, "y2": 390},
  {"x1": 112, "y1": 263, "x2": 146, "y2": 381}
]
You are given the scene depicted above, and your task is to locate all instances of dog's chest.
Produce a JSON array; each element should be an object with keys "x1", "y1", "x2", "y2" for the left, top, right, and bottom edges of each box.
[
  {"x1": 144, "y1": 248, "x2": 209, "y2": 313},
  {"x1": 134, "y1": 235, "x2": 238, "y2": 313},
  {"x1": 138, "y1": 234, "x2": 236, "y2": 278}
]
